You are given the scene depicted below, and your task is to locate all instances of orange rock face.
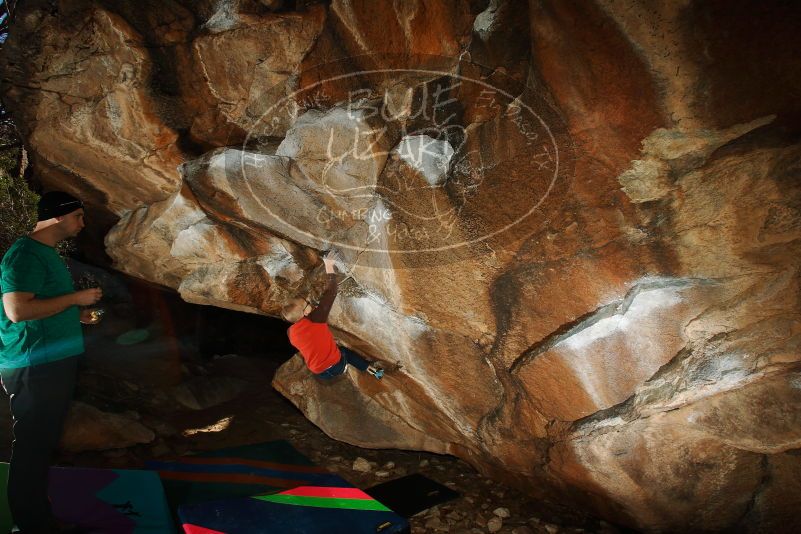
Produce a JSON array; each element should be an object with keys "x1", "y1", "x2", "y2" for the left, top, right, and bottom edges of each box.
[{"x1": 2, "y1": 0, "x2": 800, "y2": 531}]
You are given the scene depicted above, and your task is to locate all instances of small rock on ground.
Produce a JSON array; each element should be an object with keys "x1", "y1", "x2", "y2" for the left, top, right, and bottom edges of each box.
[
  {"x1": 352, "y1": 456, "x2": 372, "y2": 472},
  {"x1": 488, "y1": 516, "x2": 503, "y2": 533}
]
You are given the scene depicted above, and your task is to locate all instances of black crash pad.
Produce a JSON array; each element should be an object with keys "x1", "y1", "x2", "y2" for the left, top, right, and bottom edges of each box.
[{"x1": 365, "y1": 474, "x2": 459, "y2": 518}]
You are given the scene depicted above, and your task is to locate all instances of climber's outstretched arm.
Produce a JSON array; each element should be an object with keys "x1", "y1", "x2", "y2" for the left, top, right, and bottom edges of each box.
[{"x1": 307, "y1": 252, "x2": 338, "y2": 324}]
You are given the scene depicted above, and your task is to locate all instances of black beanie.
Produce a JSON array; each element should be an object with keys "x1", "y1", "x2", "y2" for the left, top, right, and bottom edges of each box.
[{"x1": 37, "y1": 191, "x2": 84, "y2": 221}]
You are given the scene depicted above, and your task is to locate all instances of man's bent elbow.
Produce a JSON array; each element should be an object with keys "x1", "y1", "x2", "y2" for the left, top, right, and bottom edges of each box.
[
  {"x1": 5, "y1": 309, "x2": 24, "y2": 323},
  {"x1": 2, "y1": 295, "x2": 29, "y2": 323}
]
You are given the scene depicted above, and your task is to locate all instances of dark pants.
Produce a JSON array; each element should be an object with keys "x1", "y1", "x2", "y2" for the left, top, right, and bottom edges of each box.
[
  {"x1": 316, "y1": 346, "x2": 370, "y2": 379},
  {"x1": 0, "y1": 357, "x2": 79, "y2": 533}
]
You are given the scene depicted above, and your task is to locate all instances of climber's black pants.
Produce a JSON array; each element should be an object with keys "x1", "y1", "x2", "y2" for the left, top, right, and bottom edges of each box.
[
  {"x1": 0, "y1": 356, "x2": 78, "y2": 533},
  {"x1": 316, "y1": 346, "x2": 370, "y2": 378}
]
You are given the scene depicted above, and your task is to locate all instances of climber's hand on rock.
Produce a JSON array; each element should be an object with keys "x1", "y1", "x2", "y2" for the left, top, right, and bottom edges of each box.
[{"x1": 323, "y1": 250, "x2": 339, "y2": 274}]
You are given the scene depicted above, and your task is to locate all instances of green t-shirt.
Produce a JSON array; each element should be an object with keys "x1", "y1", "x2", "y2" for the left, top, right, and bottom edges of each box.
[{"x1": 0, "y1": 237, "x2": 84, "y2": 368}]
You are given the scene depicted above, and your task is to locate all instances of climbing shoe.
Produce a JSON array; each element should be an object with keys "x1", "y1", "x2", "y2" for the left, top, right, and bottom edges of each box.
[{"x1": 367, "y1": 363, "x2": 384, "y2": 379}]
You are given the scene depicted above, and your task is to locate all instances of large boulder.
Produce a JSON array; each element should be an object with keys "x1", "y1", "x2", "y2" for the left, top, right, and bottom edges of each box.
[{"x1": 2, "y1": 0, "x2": 800, "y2": 531}]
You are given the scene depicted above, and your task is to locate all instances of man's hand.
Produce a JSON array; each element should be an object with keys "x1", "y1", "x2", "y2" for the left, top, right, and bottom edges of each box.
[
  {"x1": 80, "y1": 308, "x2": 103, "y2": 325},
  {"x1": 73, "y1": 288, "x2": 102, "y2": 307}
]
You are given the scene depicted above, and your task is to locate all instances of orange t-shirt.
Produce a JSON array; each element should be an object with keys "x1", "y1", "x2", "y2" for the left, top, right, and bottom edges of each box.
[{"x1": 287, "y1": 318, "x2": 342, "y2": 373}]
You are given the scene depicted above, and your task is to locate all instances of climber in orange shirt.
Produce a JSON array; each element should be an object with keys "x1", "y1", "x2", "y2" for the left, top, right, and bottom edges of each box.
[{"x1": 288, "y1": 250, "x2": 383, "y2": 380}]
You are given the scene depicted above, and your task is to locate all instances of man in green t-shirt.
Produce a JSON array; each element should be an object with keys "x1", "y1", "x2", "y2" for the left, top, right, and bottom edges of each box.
[{"x1": 0, "y1": 191, "x2": 102, "y2": 534}]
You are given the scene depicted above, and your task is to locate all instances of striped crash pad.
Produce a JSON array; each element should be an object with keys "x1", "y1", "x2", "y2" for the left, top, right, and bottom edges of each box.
[
  {"x1": 146, "y1": 440, "x2": 408, "y2": 533},
  {"x1": 0, "y1": 463, "x2": 174, "y2": 534},
  {"x1": 146, "y1": 441, "x2": 345, "y2": 508},
  {"x1": 179, "y1": 484, "x2": 409, "y2": 534}
]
